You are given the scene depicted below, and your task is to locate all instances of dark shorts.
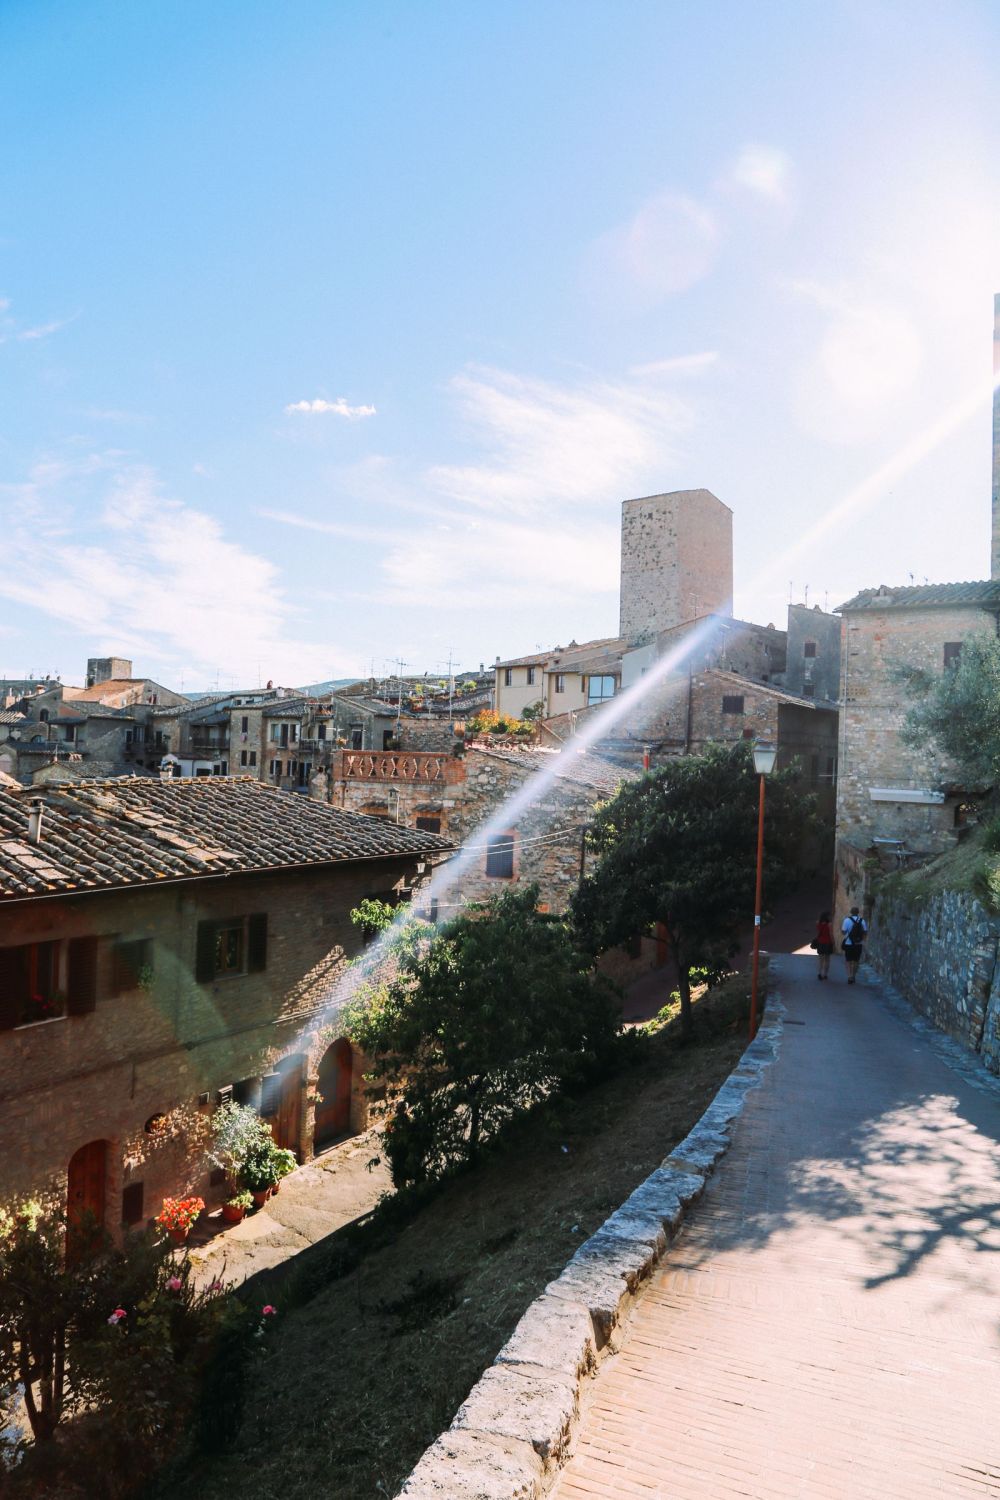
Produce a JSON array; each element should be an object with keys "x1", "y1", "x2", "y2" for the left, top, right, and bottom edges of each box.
[
  {"x1": 816, "y1": 943, "x2": 833, "y2": 956},
  {"x1": 843, "y1": 944, "x2": 862, "y2": 962}
]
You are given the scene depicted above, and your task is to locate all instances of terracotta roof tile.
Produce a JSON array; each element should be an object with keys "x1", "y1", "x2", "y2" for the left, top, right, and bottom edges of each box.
[
  {"x1": 0, "y1": 776, "x2": 452, "y2": 902},
  {"x1": 836, "y1": 580, "x2": 1000, "y2": 612}
]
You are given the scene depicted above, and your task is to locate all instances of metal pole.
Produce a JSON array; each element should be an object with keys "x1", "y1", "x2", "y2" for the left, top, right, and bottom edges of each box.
[{"x1": 749, "y1": 771, "x2": 766, "y2": 1038}]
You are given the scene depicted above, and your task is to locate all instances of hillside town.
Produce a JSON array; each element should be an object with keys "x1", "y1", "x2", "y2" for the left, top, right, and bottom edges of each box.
[{"x1": 3, "y1": 7, "x2": 1000, "y2": 1500}]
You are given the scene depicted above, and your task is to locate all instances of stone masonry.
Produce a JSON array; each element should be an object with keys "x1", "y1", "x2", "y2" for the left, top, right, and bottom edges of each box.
[{"x1": 618, "y1": 489, "x2": 733, "y2": 645}]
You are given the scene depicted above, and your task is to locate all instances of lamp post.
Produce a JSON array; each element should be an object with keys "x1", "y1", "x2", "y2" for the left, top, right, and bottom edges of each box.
[{"x1": 748, "y1": 742, "x2": 777, "y2": 1038}]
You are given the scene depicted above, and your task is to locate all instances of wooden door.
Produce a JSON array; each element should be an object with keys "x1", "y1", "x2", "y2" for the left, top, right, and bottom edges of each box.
[
  {"x1": 272, "y1": 1059, "x2": 303, "y2": 1156},
  {"x1": 67, "y1": 1140, "x2": 107, "y2": 1260},
  {"x1": 313, "y1": 1040, "x2": 353, "y2": 1148}
]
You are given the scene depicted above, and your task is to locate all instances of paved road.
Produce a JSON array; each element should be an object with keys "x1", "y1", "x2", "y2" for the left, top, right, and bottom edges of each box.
[{"x1": 552, "y1": 954, "x2": 1000, "y2": 1499}]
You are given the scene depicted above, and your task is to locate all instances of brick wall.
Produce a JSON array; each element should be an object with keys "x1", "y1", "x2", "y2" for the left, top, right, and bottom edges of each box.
[{"x1": 0, "y1": 855, "x2": 426, "y2": 1228}]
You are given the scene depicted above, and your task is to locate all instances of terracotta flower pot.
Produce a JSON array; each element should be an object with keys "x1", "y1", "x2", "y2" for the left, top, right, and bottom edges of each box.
[
  {"x1": 222, "y1": 1202, "x2": 246, "y2": 1224},
  {"x1": 251, "y1": 1189, "x2": 270, "y2": 1208},
  {"x1": 168, "y1": 1227, "x2": 189, "y2": 1246}
]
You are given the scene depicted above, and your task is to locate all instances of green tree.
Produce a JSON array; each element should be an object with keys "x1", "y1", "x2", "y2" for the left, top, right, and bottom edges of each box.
[
  {"x1": 572, "y1": 742, "x2": 810, "y2": 1035},
  {"x1": 898, "y1": 632, "x2": 1000, "y2": 790},
  {"x1": 345, "y1": 886, "x2": 620, "y2": 1186}
]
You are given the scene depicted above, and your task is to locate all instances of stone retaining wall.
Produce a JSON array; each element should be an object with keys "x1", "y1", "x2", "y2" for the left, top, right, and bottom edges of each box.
[
  {"x1": 396, "y1": 1003, "x2": 785, "y2": 1498},
  {"x1": 869, "y1": 886, "x2": 1000, "y2": 1075}
]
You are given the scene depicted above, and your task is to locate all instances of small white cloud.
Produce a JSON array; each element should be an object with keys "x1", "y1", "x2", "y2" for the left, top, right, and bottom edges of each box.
[
  {"x1": 628, "y1": 352, "x2": 719, "y2": 378},
  {"x1": 18, "y1": 313, "x2": 78, "y2": 342},
  {"x1": 728, "y1": 144, "x2": 793, "y2": 205},
  {"x1": 284, "y1": 397, "x2": 376, "y2": 419}
]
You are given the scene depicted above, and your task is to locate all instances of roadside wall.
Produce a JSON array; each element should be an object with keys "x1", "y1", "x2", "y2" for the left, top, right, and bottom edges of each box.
[{"x1": 869, "y1": 885, "x2": 1000, "y2": 1075}]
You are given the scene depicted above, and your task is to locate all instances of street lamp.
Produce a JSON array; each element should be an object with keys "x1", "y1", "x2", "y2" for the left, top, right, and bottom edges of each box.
[{"x1": 749, "y1": 742, "x2": 777, "y2": 1038}]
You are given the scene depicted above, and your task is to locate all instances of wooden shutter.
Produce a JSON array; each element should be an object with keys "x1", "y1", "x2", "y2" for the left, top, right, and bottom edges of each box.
[
  {"x1": 0, "y1": 946, "x2": 24, "y2": 1031},
  {"x1": 67, "y1": 937, "x2": 98, "y2": 1015},
  {"x1": 195, "y1": 921, "x2": 217, "y2": 983},
  {"x1": 247, "y1": 914, "x2": 268, "y2": 973},
  {"x1": 121, "y1": 1182, "x2": 144, "y2": 1226}
]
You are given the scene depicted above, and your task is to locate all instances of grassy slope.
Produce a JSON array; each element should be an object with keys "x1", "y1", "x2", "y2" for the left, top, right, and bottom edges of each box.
[{"x1": 167, "y1": 976, "x2": 755, "y2": 1500}]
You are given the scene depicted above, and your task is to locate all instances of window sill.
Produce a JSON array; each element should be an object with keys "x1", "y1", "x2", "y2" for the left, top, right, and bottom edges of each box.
[{"x1": 14, "y1": 1014, "x2": 68, "y2": 1031}]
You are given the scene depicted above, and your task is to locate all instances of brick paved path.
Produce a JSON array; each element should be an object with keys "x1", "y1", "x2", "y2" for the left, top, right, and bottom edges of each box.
[{"x1": 552, "y1": 955, "x2": 1000, "y2": 1499}]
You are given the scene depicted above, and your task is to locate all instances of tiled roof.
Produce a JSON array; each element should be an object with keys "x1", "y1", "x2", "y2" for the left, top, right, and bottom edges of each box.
[
  {"x1": 496, "y1": 636, "x2": 626, "y2": 671},
  {"x1": 262, "y1": 699, "x2": 310, "y2": 718},
  {"x1": 0, "y1": 711, "x2": 25, "y2": 726},
  {"x1": 469, "y1": 744, "x2": 635, "y2": 796},
  {"x1": 836, "y1": 581, "x2": 1000, "y2": 612},
  {"x1": 0, "y1": 776, "x2": 452, "y2": 902},
  {"x1": 702, "y1": 668, "x2": 825, "y2": 710}
]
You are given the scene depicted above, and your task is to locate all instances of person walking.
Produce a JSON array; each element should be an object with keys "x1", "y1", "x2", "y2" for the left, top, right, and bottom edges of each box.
[
  {"x1": 841, "y1": 906, "x2": 868, "y2": 984},
  {"x1": 814, "y1": 911, "x2": 834, "y2": 980}
]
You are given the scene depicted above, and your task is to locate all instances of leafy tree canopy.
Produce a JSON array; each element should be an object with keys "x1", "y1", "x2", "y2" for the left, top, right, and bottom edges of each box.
[
  {"x1": 345, "y1": 886, "x2": 620, "y2": 1187},
  {"x1": 898, "y1": 632, "x2": 1000, "y2": 791},
  {"x1": 572, "y1": 742, "x2": 812, "y2": 1032}
]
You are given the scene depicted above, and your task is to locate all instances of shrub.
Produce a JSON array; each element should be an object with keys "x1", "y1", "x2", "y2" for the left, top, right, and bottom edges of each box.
[{"x1": 207, "y1": 1101, "x2": 274, "y2": 1190}]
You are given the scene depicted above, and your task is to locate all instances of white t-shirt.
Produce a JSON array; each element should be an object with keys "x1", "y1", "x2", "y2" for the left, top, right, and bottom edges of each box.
[{"x1": 841, "y1": 915, "x2": 867, "y2": 944}]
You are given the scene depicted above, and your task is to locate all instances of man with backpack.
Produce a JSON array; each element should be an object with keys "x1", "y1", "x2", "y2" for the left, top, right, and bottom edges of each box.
[{"x1": 841, "y1": 906, "x2": 868, "y2": 984}]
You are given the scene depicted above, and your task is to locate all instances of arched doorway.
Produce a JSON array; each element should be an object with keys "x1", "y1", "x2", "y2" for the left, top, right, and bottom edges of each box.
[
  {"x1": 313, "y1": 1039, "x2": 353, "y2": 1149},
  {"x1": 67, "y1": 1139, "x2": 108, "y2": 1260}
]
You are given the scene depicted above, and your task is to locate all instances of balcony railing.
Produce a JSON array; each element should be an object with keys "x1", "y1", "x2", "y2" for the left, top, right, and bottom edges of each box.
[{"x1": 338, "y1": 749, "x2": 448, "y2": 783}]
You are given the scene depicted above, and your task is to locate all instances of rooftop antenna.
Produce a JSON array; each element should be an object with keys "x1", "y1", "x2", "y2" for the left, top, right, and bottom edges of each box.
[
  {"x1": 392, "y1": 655, "x2": 408, "y2": 737},
  {"x1": 789, "y1": 581, "x2": 794, "y2": 604},
  {"x1": 804, "y1": 583, "x2": 810, "y2": 608}
]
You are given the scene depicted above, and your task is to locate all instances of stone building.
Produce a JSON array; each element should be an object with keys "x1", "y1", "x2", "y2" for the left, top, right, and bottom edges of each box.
[
  {"x1": 0, "y1": 776, "x2": 449, "y2": 1231},
  {"x1": 319, "y1": 742, "x2": 633, "y2": 916},
  {"x1": 495, "y1": 638, "x2": 627, "y2": 721},
  {"x1": 619, "y1": 488, "x2": 733, "y2": 644},
  {"x1": 833, "y1": 581, "x2": 1000, "y2": 919}
]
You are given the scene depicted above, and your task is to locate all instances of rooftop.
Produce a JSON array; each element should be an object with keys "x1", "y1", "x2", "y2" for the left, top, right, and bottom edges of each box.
[
  {"x1": 836, "y1": 580, "x2": 1000, "y2": 612},
  {"x1": 0, "y1": 776, "x2": 452, "y2": 902},
  {"x1": 469, "y1": 743, "x2": 635, "y2": 796},
  {"x1": 497, "y1": 636, "x2": 627, "y2": 671}
]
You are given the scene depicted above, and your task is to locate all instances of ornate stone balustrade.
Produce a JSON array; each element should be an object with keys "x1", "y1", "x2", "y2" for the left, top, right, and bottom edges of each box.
[{"x1": 337, "y1": 750, "x2": 450, "y2": 783}]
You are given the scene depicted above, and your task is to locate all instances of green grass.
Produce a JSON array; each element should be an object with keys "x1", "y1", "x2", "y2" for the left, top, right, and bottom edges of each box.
[
  {"x1": 879, "y1": 823, "x2": 998, "y2": 907},
  {"x1": 159, "y1": 972, "x2": 756, "y2": 1500}
]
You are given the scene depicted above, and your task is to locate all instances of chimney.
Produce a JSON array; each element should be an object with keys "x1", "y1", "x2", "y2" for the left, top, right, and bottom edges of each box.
[
  {"x1": 27, "y1": 798, "x2": 44, "y2": 845},
  {"x1": 993, "y1": 293, "x2": 1000, "y2": 579}
]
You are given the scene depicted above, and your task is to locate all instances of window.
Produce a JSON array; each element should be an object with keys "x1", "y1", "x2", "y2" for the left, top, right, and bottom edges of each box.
[
  {"x1": 241, "y1": 716, "x2": 249, "y2": 733},
  {"x1": 587, "y1": 675, "x2": 616, "y2": 704},
  {"x1": 803, "y1": 641, "x2": 817, "y2": 659},
  {"x1": 249, "y1": 750, "x2": 257, "y2": 767},
  {"x1": 269, "y1": 724, "x2": 281, "y2": 743},
  {"x1": 64, "y1": 725, "x2": 76, "y2": 743},
  {"x1": 802, "y1": 682, "x2": 815, "y2": 698},
  {"x1": 240, "y1": 749, "x2": 248, "y2": 765},
  {"x1": 122, "y1": 1183, "x2": 145, "y2": 1227},
  {"x1": 318, "y1": 724, "x2": 327, "y2": 740},
  {"x1": 485, "y1": 832, "x2": 515, "y2": 879},
  {"x1": 0, "y1": 939, "x2": 97, "y2": 1028},
  {"x1": 383, "y1": 730, "x2": 395, "y2": 749},
  {"x1": 526, "y1": 666, "x2": 535, "y2": 685},
  {"x1": 416, "y1": 815, "x2": 442, "y2": 833},
  {"x1": 112, "y1": 938, "x2": 151, "y2": 995},
  {"x1": 39, "y1": 709, "x2": 49, "y2": 723},
  {"x1": 504, "y1": 667, "x2": 513, "y2": 687},
  {"x1": 269, "y1": 758, "x2": 282, "y2": 777},
  {"x1": 944, "y1": 642, "x2": 962, "y2": 670},
  {"x1": 195, "y1": 915, "x2": 267, "y2": 983},
  {"x1": 554, "y1": 674, "x2": 566, "y2": 694},
  {"x1": 351, "y1": 724, "x2": 363, "y2": 749},
  {"x1": 289, "y1": 759, "x2": 298, "y2": 776},
  {"x1": 722, "y1": 695, "x2": 745, "y2": 714}
]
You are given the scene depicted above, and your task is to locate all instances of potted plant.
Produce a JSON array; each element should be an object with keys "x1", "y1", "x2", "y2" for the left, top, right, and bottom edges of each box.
[
  {"x1": 268, "y1": 1147, "x2": 297, "y2": 1193},
  {"x1": 155, "y1": 1195, "x2": 205, "y2": 1245},
  {"x1": 222, "y1": 1189, "x2": 253, "y2": 1224},
  {"x1": 240, "y1": 1138, "x2": 281, "y2": 1207},
  {"x1": 207, "y1": 1099, "x2": 274, "y2": 1196}
]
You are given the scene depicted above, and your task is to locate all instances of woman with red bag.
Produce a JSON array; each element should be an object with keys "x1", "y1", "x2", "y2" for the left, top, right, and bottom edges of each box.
[{"x1": 814, "y1": 911, "x2": 834, "y2": 981}]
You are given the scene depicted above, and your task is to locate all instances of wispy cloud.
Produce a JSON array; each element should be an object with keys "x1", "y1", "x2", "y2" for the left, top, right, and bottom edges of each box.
[
  {"x1": 0, "y1": 456, "x2": 341, "y2": 685},
  {"x1": 18, "y1": 313, "x2": 78, "y2": 342},
  {"x1": 628, "y1": 352, "x2": 719, "y2": 378},
  {"x1": 284, "y1": 397, "x2": 376, "y2": 419}
]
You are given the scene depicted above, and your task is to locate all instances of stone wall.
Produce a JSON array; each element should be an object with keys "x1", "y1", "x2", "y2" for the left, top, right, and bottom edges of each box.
[
  {"x1": 619, "y1": 489, "x2": 733, "y2": 645},
  {"x1": 869, "y1": 884, "x2": 1000, "y2": 1075}
]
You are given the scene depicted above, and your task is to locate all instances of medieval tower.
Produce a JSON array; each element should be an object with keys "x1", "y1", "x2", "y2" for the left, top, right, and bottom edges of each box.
[{"x1": 618, "y1": 487, "x2": 734, "y2": 644}]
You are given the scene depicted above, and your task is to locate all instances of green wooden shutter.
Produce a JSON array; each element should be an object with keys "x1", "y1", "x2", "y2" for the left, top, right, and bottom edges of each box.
[
  {"x1": 247, "y1": 914, "x2": 268, "y2": 973},
  {"x1": 67, "y1": 937, "x2": 98, "y2": 1015},
  {"x1": 195, "y1": 921, "x2": 217, "y2": 983}
]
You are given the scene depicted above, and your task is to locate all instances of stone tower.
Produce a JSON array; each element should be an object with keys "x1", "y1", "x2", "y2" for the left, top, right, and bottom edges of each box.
[
  {"x1": 619, "y1": 488, "x2": 734, "y2": 645},
  {"x1": 992, "y1": 294, "x2": 1000, "y2": 579}
]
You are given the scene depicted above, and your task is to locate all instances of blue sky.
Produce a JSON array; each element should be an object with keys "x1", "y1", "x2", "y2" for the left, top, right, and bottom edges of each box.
[{"x1": 2, "y1": 0, "x2": 999, "y2": 689}]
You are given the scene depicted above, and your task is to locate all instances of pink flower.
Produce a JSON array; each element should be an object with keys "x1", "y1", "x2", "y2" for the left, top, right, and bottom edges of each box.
[
  {"x1": 107, "y1": 1308, "x2": 127, "y2": 1325},
  {"x1": 166, "y1": 1276, "x2": 183, "y2": 1291},
  {"x1": 208, "y1": 1279, "x2": 223, "y2": 1293},
  {"x1": 261, "y1": 1305, "x2": 276, "y2": 1317}
]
